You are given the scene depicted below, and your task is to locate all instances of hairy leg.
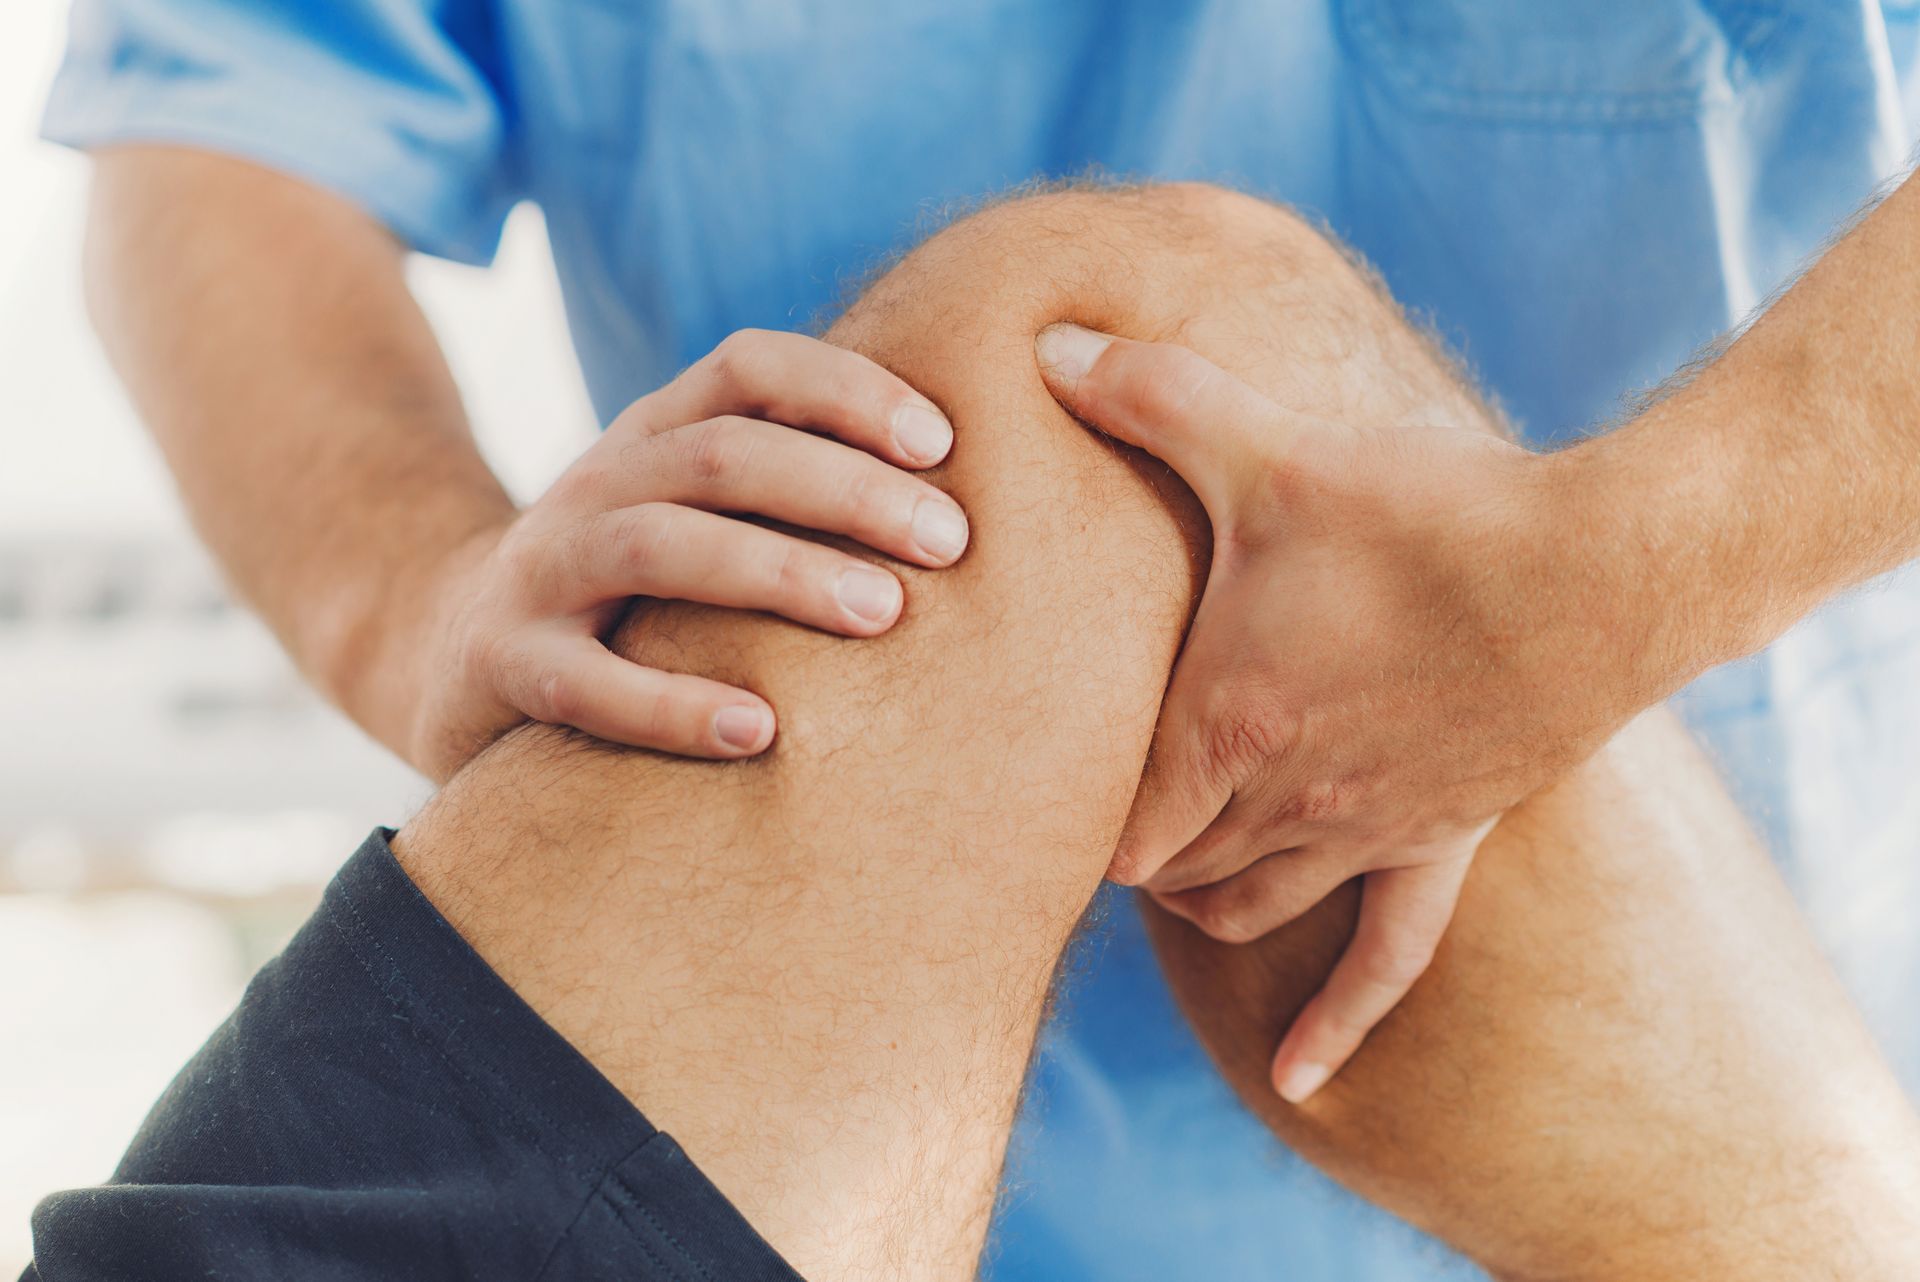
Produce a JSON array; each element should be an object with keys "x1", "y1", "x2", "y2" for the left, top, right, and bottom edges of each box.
[
  {"x1": 392, "y1": 191, "x2": 1223, "y2": 1280},
  {"x1": 1148, "y1": 713, "x2": 1920, "y2": 1281},
  {"x1": 395, "y1": 181, "x2": 1920, "y2": 1281}
]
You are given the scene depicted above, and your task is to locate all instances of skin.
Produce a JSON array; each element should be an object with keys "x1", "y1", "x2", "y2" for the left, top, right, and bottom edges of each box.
[
  {"x1": 1037, "y1": 167, "x2": 1920, "y2": 1098},
  {"x1": 393, "y1": 191, "x2": 1220, "y2": 1280},
  {"x1": 89, "y1": 138, "x2": 1920, "y2": 1093},
  {"x1": 398, "y1": 182, "x2": 1920, "y2": 1280},
  {"x1": 84, "y1": 145, "x2": 965, "y2": 781},
  {"x1": 1039, "y1": 321, "x2": 1528, "y2": 1099},
  {"x1": 1144, "y1": 711, "x2": 1920, "y2": 1282}
]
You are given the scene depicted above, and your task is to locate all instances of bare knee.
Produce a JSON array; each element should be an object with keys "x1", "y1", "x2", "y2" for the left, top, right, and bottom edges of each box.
[
  {"x1": 849, "y1": 180, "x2": 1499, "y2": 439},
  {"x1": 597, "y1": 187, "x2": 1286, "y2": 764},
  {"x1": 515, "y1": 178, "x2": 1505, "y2": 794}
]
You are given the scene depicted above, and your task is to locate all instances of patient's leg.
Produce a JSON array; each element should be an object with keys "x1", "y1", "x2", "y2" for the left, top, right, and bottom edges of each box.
[
  {"x1": 1149, "y1": 713, "x2": 1920, "y2": 1281},
  {"x1": 1029, "y1": 194, "x2": 1920, "y2": 1278},
  {"x1": 394, "y1": 182, "x2": 1920, "y2": 1282},
  {"x1": 392, "y1": 196, "x2": 1217, "y2": 1279}
]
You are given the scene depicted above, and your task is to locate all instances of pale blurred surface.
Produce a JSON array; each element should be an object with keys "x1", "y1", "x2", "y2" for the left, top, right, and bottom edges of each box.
[{"x1": 0, "y1": 3, "x2": 598, "y2": 1271}]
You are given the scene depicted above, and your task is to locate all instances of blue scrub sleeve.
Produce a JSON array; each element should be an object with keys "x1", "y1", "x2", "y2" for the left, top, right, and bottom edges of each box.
[{"x1": 40, "y1": 0, "x2": 520, "y2": 265}]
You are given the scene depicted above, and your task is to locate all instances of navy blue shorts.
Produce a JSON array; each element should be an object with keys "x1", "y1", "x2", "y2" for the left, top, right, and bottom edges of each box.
[{"x1": 24, "y1": 829, "x2": 806, "y2": 1281}]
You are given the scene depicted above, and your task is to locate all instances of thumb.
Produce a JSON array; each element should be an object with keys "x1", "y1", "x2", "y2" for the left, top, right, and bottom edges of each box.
[{"x1": 1036, "y1": 323, "x2": 1280, "y2": 518}]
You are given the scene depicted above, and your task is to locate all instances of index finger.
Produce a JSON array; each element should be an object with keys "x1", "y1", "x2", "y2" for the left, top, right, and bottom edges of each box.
[
  {"x1": 1268, "y1": 858, "x2": 1472, "y2": 1103},
  {"x1": 641, "y1": 329, "x2": 954, "y2": 469}
]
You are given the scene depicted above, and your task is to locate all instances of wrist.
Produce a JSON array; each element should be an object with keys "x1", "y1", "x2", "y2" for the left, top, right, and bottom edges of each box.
[
  {"x1": 311, "y1": 514, "x2": 509, "y2": 764},
  {"x1": 1547, "y1": 385, "x2": 1800, "y2": 708},
  {"x1": 1533, "y1": 433, "x2": 1723, "y2": 714}
]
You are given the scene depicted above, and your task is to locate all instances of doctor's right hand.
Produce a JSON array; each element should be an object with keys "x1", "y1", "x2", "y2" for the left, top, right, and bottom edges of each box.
[{"x1": 402, "y1": 329, "x2": 970, "y2": 782}]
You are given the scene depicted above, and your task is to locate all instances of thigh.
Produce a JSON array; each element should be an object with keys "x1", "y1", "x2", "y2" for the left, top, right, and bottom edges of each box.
[{"x1": 1148, "y1": 712, "x2": 1920, "y2": 1280}]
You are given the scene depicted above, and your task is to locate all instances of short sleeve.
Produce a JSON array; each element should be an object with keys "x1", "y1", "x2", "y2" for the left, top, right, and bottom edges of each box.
[{"x1": 40, "y1": 0, "x2": 520, "y2": 265}]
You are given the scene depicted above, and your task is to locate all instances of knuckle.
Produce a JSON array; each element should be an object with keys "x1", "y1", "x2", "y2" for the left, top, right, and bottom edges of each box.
[
  {"x1": 769, "y1": 539, "x2": 814, "y2": 599},
  {"x1": 534, "y1": 667, "x2": 582, "y2": 725},
  {"x1": 706, "y1": 331, "x2": 747, "y2": 377},
  {"x1": 618, "y1": 503, "x2": 676, "y2": 578},
  {"x1": 1322, "y1": 1005, "x2": 1374, "y2": 1042},
  {"x1": 553, "y1": 518, "x2": 602, "y2": 589},
  {"x1": 609, "y1": 423, "x2": 665, "y2": 479},
  {"x1": 1289, "y1": 778, "x2": 1350, "y2": 826},
  {"x1": 807, "y1": 355, "x2": 872, "y2": 417},
  {"x1": 643, "y1": 687, "x2": 687, "y2": 740},
  {"x1": 494, "y1": 532, "x2": 543, "y2": 593},
  {"x1": 708, "y1": 329, "x2": 771, "y2": 385},
  {"x1": 619, "y1": 685, "x2": 674, "y2": 743},
  {"x1": 1255, "y1": 446, "x2": 1318, "y2": 509},
  {"x1": 1201, "y1": 705, "x2": 1296, "y2": 780},
  {"x1": 1360, "y1": 937, "x2": 1437, "y2": 991},
  {"x1": 833, "y1": 460, "x2": 891, "y2": 529},
  {"x1": 684, "y1": 417, "x2": 755, "y2": 484}
]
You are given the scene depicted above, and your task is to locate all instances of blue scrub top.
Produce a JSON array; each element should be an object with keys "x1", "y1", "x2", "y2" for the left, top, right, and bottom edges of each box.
[{"x1": 45, "y1": 4, "x2": 1920, "y2": 1278}]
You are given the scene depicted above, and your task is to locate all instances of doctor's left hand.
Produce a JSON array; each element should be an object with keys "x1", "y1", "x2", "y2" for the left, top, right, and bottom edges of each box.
[{"x1": 1037, "y1": 323, "x2": 1655, "y2": 1103}]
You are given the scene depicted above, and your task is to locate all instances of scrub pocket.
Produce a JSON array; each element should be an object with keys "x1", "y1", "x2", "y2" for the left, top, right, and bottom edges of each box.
[{"x1": 1335, "y1": 0, "x2": 1785, "y2": 123}]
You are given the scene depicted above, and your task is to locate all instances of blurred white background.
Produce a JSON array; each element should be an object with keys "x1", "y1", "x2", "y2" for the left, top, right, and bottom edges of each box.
[{"x1": 0, "y1": 2, "x2": 599, "y2": 1270}]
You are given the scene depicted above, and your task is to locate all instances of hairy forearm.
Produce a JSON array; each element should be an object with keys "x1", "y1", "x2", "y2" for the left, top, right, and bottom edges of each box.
[
  {"x1": 1569, "y1": 165, "x2": 1920, "y2": 688},
  {"x1": 86, "y1": 146, "x2": 515, "y2": 760}
]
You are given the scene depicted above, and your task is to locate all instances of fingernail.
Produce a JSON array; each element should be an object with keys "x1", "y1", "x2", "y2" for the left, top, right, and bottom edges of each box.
[
  {"x1": 911, "y1": 498, "x2": 969, "y2": 563},
  {"x1": 1276, "y1": 1060, "x2": 1331, "y2": 1105},
  {"x1": 893, "y1": 403, "x2": 953, "y2": 465},
  {"x1": 1036, "y1": 323, "x2": 1112, "y2": 384},
  {"x1": 836, "y1": 565, "x2": 902, "y2": 623},
  {"x1": 714, "y1": 705, "x2": 773, "y2": 752}
]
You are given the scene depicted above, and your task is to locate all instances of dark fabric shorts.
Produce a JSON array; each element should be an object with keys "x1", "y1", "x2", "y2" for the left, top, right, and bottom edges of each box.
[{"x1": 23, "y1": 829, "x2": 806, "y2": 1282}]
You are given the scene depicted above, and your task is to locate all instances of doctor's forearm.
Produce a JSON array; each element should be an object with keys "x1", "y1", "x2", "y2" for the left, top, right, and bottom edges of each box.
[
  {"x1": 1564, "y1": 165, "x2": 1920, "y2": 691},
  {"x1": 85, "y1": 146, "x2": 516, "y2": 762}
]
